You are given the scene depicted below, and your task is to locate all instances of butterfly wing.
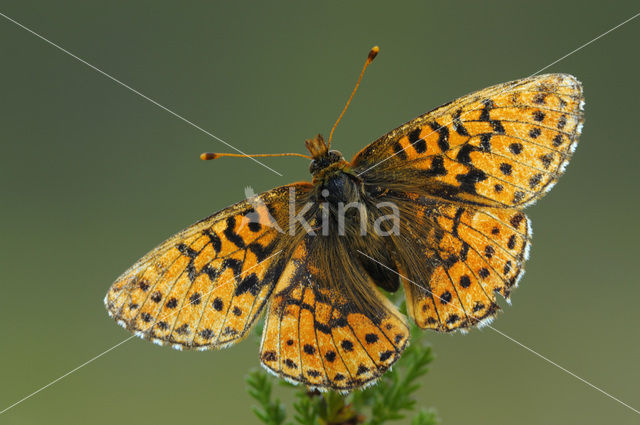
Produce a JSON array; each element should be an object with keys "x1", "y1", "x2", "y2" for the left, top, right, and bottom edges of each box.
[
  {"x1": 259, "y1": 234, "x2": 409, "y2": 391},
  {"x1": 105, "y1": 183, "x2": 312, "y2": 350},
  {"x1": 352, "y1": 73, "x2": 584, "y2": 208},
  {"x1": 400, "y1": 199, "x2": 531, "y2": 331},
  {"x1": 351, "y1": 74, "x2": 583, "y2": 331}
]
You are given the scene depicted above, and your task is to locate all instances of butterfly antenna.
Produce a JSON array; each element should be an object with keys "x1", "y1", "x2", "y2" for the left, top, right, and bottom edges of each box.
[
  {"x1": 327, "y1": 45, "x2": 379, "y2": 149},
  {"x1": 200, "y1": 152, "x2": 312, "y2": 160}
]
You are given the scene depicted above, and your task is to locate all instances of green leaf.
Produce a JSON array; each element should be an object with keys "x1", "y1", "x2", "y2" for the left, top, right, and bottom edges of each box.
[
  {"x1": 292, "y1": 391, "x2": 319, "y2": 425},
  {"x1": 411, "y1": 408, "x2": 439, "y2": 425},
  {"x1": 246, "y1": 369, "x2": 288, "y2": 425}
]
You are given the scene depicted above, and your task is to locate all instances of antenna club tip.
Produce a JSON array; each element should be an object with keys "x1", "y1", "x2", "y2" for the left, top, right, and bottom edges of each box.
[
  {"x1": 368, "y1": 46, "x2": 380, "y2": 61},
  {"x1": 200, "y1": 152, "x2": 218, "y2": 160}
]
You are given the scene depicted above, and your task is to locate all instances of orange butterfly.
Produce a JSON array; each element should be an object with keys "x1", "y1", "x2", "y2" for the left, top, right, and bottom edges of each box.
[{"x1": 105, "y1": 46, "x2": 584, "y2": 391}]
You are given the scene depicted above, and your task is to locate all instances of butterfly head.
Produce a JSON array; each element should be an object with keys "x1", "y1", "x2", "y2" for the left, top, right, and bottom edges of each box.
[{"x1": 306, "y1": 134, "x2": 348, "y2": 176}]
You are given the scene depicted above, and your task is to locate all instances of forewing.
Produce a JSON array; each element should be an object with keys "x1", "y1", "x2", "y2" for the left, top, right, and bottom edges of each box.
[
  {"x1": 352, "y1": 74, "x2": 584, "y2": 207},
  {"x1": 104, "y1": 183, "x2": 312, "y2": 350},
  {"x1": 259, "y1": 236, "x2": 409, "y2": 391}
]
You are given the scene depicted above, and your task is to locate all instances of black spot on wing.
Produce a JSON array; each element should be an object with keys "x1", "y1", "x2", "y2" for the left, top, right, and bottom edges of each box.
[
  {"x1": 248, "y1": 239, "x2": 277, "y2": 262},
  {"x1": 223, "y1": 217, "x2": 245, "y2": 249},
  {"x1": 529, "y1": 128, "x2": 541, "y2": 139},
  {"x1": 511, "y1": 214, "x2": 525, "y2": 230},
  {"x1": 221, "y1": 258, "x2": 242, "y2": 276},
  {"x1": 380, "y1": 351, "x2": 393, "y2": 361},
  {"x1": 212, "y1": 297, "x2": 224, "y2": 311},
  {"x1": 341, "y1": 340, "x2": 354, "y2": 352},
  {"x1": 428, "y1": 120, "x2": 450, "y2": 151},
  {"x1": 513, "y1": 191, "x2": 525, "y2": 203},
  {"x1": 234, "y1": 273, "x2": 261, "y2": 296},
  {"x1": 175, "y1": 323, "x2": 189, "y2": 335},
  {"x1": 365, "y1": 333, "x2": 379, "y2": 344},
  {"x1": 456, "y1": 167, "x2": 487, "y2": 194},
  {"x1": 408, "y1": 128, "x2": 427, "y2": 153},
  {"x1": 452, "y1": 109, "x2": 470, "y2": 136},
  {"x1": 552, "y1": 134, "x2": 563, "y2": 147},
  {"x1": 558, "y1": 115, "x2": 567, "y2": 129},
  {"x1": 356, "y1": 365, "x2": 370, "y2": 376},
  {"x1": 137, "y1": 279, "x2": 150, "y2": 291},
  {"x1": 262, "y1": 351, "x2": 277, "y2": 362},
  {"x1": 456, "y1": 144, "x2": 476, "y2": 164},
  {"x1": 177, "y1": 243, "x2": 198, "y2": 259},
  {"x1": 484, "y1": 245, "x2": 495, "y2": 259},
  {"x1": 202, "y1": 229, "x2": 222, "y2": 254},
  {"x1": 533, "y1": 93, "x2": 546, "y2": 104},
  {"x1": 491, "y1": 120, "x2": 506, "y2": 134},
  {"x1": 529, "y1": 173, "x2": 542, "y2": 188},
  {"x1": 479, "y1": 133, "x2": 492, "y2": 152},
  {"x1": 540, "y1": 153, "x2": 554, "y2": 168},
  {"x1": 440, "y1": 291, "x2": 452, "y2": 304},
  {"x1": 201, "y1": 264, "x2": 220, "y2": 281},
  {"x1": 422, "y1": 156, "x2": 447, "y2": 178},
  {"x1": 499, "y1": 163, "x2": 512, "y2": 176},
  {"x1": 446, "y1": 314, "x2": 460, "y2": 325},
  {"x1": 479, "y1": 100, "x2": 492, "y2": 121},
  {"x1": 189, "y1": 293, "x2": 201, "y2": 305},
  {"x1": 508, "y1": 143, "x2": 523, "y2": 155},
  {"x1": 392, "y1": 141, "x2": 408, "y2": 160},
  {"x1": 325, "y1": 351, "x2": 336, "y2": 362},
  {"x1": 478, "y1": 100, "x2": 505, "y2": 134},
  {"x1": 200, "y1": 329, "x2": 214, "y2": 339}
]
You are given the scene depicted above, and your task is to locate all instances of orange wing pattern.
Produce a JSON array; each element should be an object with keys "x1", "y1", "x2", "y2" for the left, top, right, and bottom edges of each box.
[
  {"x1": 105, "y1": 71, "x2": 585, "y2": 391},
  {"x1": 260, "y1": 236, "x2": 409, "y2": 391},
  {"x1": 402, "y1": 200, "x2": 531, "y2": 331},
  {"x1": 105, "y1": 184, "x2": 311, "y2": 350},
  {"x1": 352, "y1": 73, "x2": 583, "y2": 331},
  {"x1": 352, "y1": 74, "x2": 584, "y2": 208}
]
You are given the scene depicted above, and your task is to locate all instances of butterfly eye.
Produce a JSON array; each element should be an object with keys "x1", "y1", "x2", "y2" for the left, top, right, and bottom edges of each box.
[{"x1": 309, "y1": 159, "x2": 321, "y2": 174}]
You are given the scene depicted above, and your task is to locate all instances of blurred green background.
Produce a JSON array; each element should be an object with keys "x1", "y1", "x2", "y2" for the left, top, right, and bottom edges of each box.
[{"x1": 1, "y1": 1, "x2": 639, "y2": 424}]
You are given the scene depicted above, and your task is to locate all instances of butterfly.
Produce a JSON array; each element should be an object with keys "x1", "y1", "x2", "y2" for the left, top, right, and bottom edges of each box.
[{"x1": 105, "y1": 46, "x2": 584, "y2": 391}]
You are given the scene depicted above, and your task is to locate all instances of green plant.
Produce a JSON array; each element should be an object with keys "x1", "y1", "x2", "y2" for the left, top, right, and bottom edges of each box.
[{"x1": 246, "y1": 313, "x2": 438, "y2": 425}]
